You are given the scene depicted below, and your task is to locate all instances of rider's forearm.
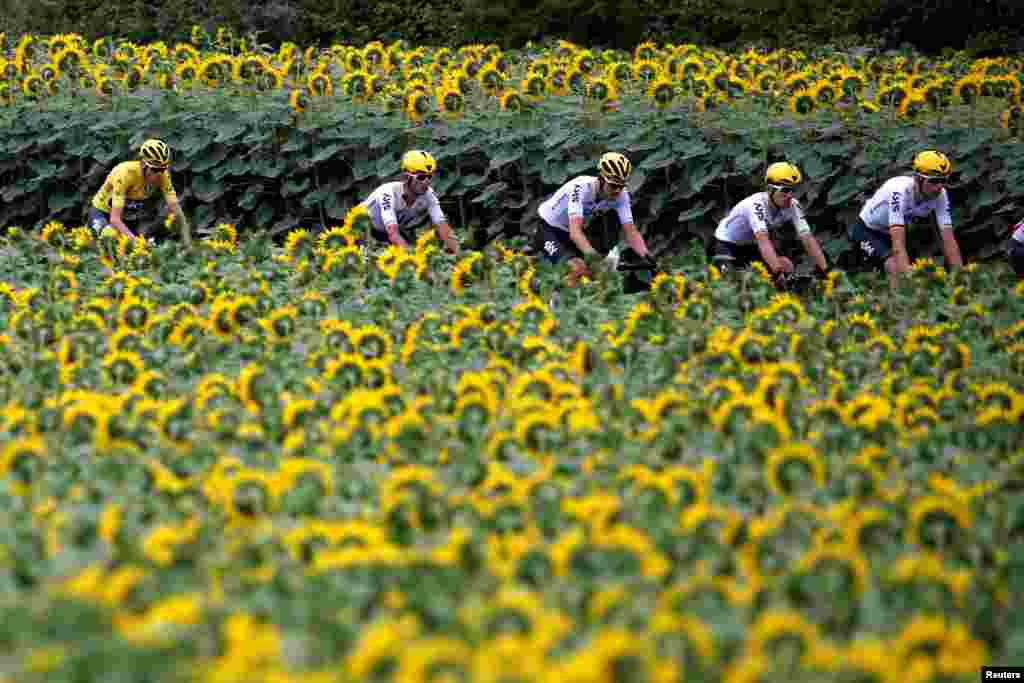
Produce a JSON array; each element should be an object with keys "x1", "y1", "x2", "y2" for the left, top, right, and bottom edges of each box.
[
  {"x1": 386, "y1": 223, "x2": 410, "y2": 249},
  {"x1": 437, "y1": 222, "x2": 458, "y2": 252},
  {"x1": 170, "y1": 201, "x2": 191, "y2": 246},
  {"x1": 941, "y1": 227, "x2": 962, "y2": 268},
  {"x1": 568, "y1": 219, "x2": 598, "y2": 256},
  {"x1": 889, "y1": 225, "x2": 908, "y2": 258},
  {"x1": 622, "y1": 223, "x2": 649, "y2": 257},
  {"x1": 109, "y1": 210, "x2": 135, "y2": 238},
  {"x1": 802, "y1": 234, "x2": 828, "y2": 271},
  {"x1": 755, "y1": 233, "x2": 781, "y2": 272}
]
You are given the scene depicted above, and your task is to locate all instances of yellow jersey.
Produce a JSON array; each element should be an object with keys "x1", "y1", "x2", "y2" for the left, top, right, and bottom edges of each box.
[{"x1": 91, "y1": 161, "x2": 177, "y2": 215}]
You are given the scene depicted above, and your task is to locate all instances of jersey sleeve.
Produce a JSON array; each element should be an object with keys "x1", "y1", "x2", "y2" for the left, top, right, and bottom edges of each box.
[
  {"x1": 935, "y1": 189, "x2": 952, "y2": 228},
  {"x1": 567, "y1": 181, "x2": 586, "y2": 220},
  {"x1": 160, "y1": 172, "x2": 178, "y2": 204},
  {"x1": 109, "y1": 170, "x2": 128, "y2": 210},
  {"x1": 616, "y1": 192, "x2": 635, "y2": 226},
  {"x1": 791, "y1": 200, "x2": 812, "y2": 236},
  {"x1": 379, "y1": 187, "x2": 398, "y2": 227},
  {"x1": 427, "y1": 191, "x2": 447, "y2": 225},
  {"x1": 888, "y1": 186, "x2": 907, "y2": 227},
  {"x1": 749, "y1": 198, "x2": 770, "y2": 234}
]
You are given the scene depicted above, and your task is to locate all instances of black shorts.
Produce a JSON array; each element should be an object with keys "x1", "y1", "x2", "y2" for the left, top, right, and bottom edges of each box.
[
  {"x1": 534, "y1": 223, "x2": 584, "y2": 264},
  {"x1": 87, "y1": 206, "x2": 143, "y2": 234},
  {"x1": 709, "y1": 238, "x2": 762, "y2": 272},
  {"x1": 848, "y1": 219, "x2": 892, "y2": 270},
  {"x1": 1009, "y1": 239, "x2": 1024, "y2": 277},
  {"x1": 370, "y1": 225, "x2": 418, "y2": 246}
]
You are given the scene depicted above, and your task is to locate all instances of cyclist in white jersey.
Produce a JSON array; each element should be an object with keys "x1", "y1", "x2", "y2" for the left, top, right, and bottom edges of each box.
[
  {"x1": 1008, "y1": 218, "x2": 1024, "y2": 277},
  {"x1": 535, "y1": 152, "x2": 656, "y2": 285},
  {"x1": 709, "y1": 162, "x2": 829, "y2": 287},
  {"x1": 359, "y1": 150, "x2": 459, "y2": 253},
  {"x1": 847, "y1": 150, "x2": 962, "y2": 279}
]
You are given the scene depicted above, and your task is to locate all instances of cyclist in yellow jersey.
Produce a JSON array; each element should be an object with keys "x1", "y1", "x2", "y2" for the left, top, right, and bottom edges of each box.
[{"x1": 88, "y1": 139, "x2": 190, "y2": 243}]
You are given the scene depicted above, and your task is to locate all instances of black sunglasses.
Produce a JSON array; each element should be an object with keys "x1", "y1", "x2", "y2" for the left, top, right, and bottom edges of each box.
[
  {"x1": 769, "y1": 185, "x2": 796, "y2": 195},
  {"x1": 411, "y1": 172, "x2": 433, "y2": 181}
]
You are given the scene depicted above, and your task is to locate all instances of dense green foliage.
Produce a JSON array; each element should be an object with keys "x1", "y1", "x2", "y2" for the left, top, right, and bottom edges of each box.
[
  {"x1": 3, "y1": 0, "x2": 1024, "y2": 52},
  {"x1": 1, "y1": 93, "x2": 1021, "y2": 264}
]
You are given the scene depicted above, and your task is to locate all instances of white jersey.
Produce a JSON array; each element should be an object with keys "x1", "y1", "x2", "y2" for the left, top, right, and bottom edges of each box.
[
  {"x1": 859, "y1": 176, "x2": 952, "y2": 233},
  {"x1": 714, "y1": 192, "x2": 811, "y2": 244},
  {"x1": 538, "y1": 176, "x2": 634, "y2": 231},
  {"x1": 360, "y1": 181, "x2": 447, "y2": 231},
  {"x1": 1013, "y1": 219, "x2": 1024, "y2": 244}
]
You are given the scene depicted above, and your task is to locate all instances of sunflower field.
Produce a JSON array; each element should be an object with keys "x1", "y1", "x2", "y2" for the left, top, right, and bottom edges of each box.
[
  {"x1": 1, "y1": 31, "x2": 1024, "y2": 257},
  {"x1": 2, "y1": 25, "x2": 1024, "y2": 683},
  {"x1": 0, "y1": 211, "x2": 1023, "y2": 681}
]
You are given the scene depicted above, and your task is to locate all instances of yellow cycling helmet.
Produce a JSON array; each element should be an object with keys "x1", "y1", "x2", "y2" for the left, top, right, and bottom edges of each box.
[
  {"x1": 140, "y1": 139, "x2": 171, "y2": 170},
  {"x1": 913, "y1": 150, "x2": 952, "y2": 178},
  {"x1": 765, "y1": 161, "x2": 802, "y2": 187},
  {"x1": 401, "y1": 150, "x2": 437, "y2": 175},
  {"x1": 598, "y1": 152, "x2": 632, "y2": 185}
]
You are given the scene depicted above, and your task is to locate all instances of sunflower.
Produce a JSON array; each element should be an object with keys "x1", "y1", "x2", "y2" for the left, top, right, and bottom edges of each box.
[
  {"x1": 527, "y1": 59, "x2": 551, "y2": 79},
  {"x1": 474, "y1": 62, "x2": 504, "y2": 97},
  {"x1": 573, "y1": 49, "x2": 597, "y2": 75},
  {"x1": 342, "y1": 70, "x2": 371, "y2": 100},
  {"x1": 607, "y1": 61, "x2": 633, "y2": 84},
  {"x1": 647, "y1": 76, "x2": 676, "y2": 108},
  {"x1": 633, "y1": 59, "x2": 662, "y2": 83},
  {"x1": 522, "y1": 74, "x2": 546, "y2": 101},
  {"x1": 898, "y1": 89, "x2": 928, "y2": 118},
  {"x1": 584, "y1": 77, "x2": 618, "y2": 103},
  {"x1": 1001, "y1": 105, "x2": 1024, "y2": 135},
  {"x1": 289, "y1": 89, "x2": 307, "y2": 113},
  {"x1": 755, "y1": 70, "x2": 779, "y2": 94},
  {"x1": 810, "y1": 80, "x2": 838, "y2": 105},
  {"x1": 921, "y1": 79, "x2": 951, "y2": 110},
  {"x1": 547, "y1": 68, "x2": 569, "y2": 97},
  {"x1": 499, "y1": 90, "x2": 525, "y2": 112},
  {"x1": 21, "y1": 74, "x2": 44, "y2": 98},
  {"x1": 175, "y1": 60, "x2": 197, "y2": 83},
  {"x1": 437, "y1": 86, "x2": 465, "y2": 118},
  {"x1": 877, "y1": 82, "x2": 910, "y2": 108},
  {"x1": 54, "y1": 46, "x2": 88, "y2": 76},
  {"x1": 306, "y1": 71, "x2": 333, "y2": 97},
  {"x1": 788, "y1": 89, "x2": 816, "y2": 115},
  {"x1": 765, "y1": 442, "x2": 826, "y2": 497},
  {"x1": 404, "y1": 89, "x2": 432, "y2": 122}
]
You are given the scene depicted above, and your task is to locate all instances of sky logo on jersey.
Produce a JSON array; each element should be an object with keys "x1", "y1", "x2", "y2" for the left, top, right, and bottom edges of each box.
[
  {"x1": 753, "y1": 202, "x2": 766, "y2": 223},
  {"x1": 381, "y1": 194, "x2": 392, "y2": 211},
  {"x1": 890, "y1": 192, "x2": 900, "y2": 214}
]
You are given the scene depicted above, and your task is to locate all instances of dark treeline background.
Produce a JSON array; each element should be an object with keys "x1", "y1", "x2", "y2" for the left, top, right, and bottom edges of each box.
[{"x1": 2, "y1": 0, "x2": 1023, "y2": 53}]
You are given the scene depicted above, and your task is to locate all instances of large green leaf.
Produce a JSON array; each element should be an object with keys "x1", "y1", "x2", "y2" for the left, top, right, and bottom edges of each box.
[
  {"x1": 827, "y1": 174, "x2": 864, "y2": 207},
  {"x1": 191, "y1": 174, "x2": 226, "y2": 203},
  {"x1": 192, "y1": 145, "x2": 231, "y2": 174},
  {"x1": 471, "y1": 181, "x2": 509, "y2": 206},
  {"x1": 47, "y1": 191, "x2": 79, "y2": 213},
  {"x1": 281, "y1": 175, "x2": 312, "y2": 198},
  {"x1": 678, "y1": 201, "x2": 715, "y2": 223},
  {"x1": 489, "y1": 146, "x2": 524, "y2": 171},
  {"x1": 639, "y1": 147, "x2": 676, "y2": 171},
  {"x1": 689, "y1": 160, "x2": 723, "y2": 194},
  {"x1": 213, "y1": 119, "x2": 249, "y2": 143},
  {"x1": 238, "y1": 184, "x2": 265, "y2": 211}
]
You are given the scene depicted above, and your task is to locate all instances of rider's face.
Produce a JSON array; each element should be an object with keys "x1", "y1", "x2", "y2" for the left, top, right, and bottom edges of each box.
[
  {"x1": 602, "y1": 179, "x2": 625, "y2": 199},
  {"x1": 770, "y1": 187, "x2": 794, "y2": 208},
  {"x1": 406, "y1": 172, "x2": 433, "y2": 195},
  {"x1": 919, "y1": 177, "x2": 945, "y2": 197}
]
